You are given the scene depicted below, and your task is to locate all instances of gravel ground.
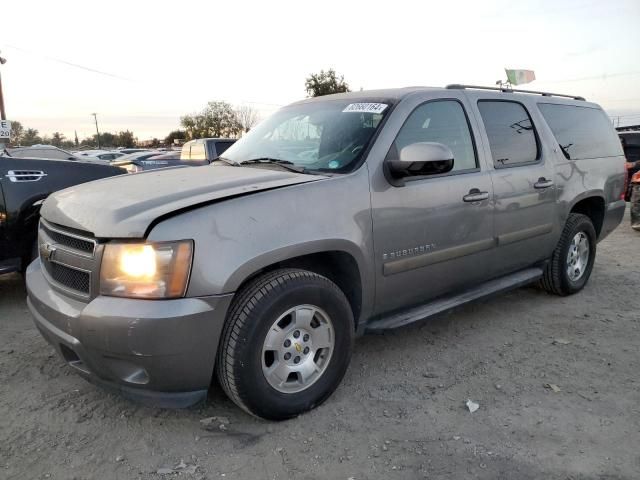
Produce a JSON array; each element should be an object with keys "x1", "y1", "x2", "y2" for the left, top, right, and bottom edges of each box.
[{"x1": 1, "y1": 213, "x2": 639, "y2": 480}]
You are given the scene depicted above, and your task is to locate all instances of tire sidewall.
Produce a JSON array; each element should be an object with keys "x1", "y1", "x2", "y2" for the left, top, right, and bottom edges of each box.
[
  {"x1": 560, "y1": 218, "x2": 597, "y2": 294},
  {"x1": 233, "y1": 277, "x2": 354, "y2": 420}
]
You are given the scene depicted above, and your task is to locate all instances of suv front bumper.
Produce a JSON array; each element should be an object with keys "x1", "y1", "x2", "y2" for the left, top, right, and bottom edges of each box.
[{"x1": 26, "y1": 260, "x2": 234, "y2": 408}]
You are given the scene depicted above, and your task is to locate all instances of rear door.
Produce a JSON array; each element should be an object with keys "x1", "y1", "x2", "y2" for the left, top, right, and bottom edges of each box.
[{"x1": 471, "y1": 96, "x2": 558, "y2": 274}]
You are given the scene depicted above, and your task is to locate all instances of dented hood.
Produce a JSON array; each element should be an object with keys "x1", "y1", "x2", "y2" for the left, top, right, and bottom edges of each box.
[{"x1": 41, "y1": 165, "x2": 322, "y2": 238}]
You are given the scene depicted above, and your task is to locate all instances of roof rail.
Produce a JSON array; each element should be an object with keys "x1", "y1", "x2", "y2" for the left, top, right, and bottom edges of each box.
[{"x1": 446, "y1": 84, "x2": 585, "y2": 101}]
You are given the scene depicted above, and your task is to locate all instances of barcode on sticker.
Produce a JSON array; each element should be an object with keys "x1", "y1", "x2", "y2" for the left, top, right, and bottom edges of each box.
[{"x1": 342, "y1": 103, "x2": 388, "y2": 114}]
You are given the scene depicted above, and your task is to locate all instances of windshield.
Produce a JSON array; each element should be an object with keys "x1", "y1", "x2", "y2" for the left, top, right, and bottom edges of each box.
[{"x1": 222, "y1": 99, "x2": 392, "y2": 173}]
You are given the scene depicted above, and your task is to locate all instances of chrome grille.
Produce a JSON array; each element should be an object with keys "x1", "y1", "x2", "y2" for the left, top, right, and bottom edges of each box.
[
  {"x1": 40, "y1": 222, "x2": 95, "y2": 254},
  {"x1": 38, "y1": 220, "x2": 99, "y2": 299},
  {"x1": 45, "y1": 262, "x2": 91, "y2": 294}
]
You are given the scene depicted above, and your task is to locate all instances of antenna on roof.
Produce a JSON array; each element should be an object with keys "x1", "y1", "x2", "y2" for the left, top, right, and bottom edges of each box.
[{"x1": 496, "y1": 79, "x2": 512, "y2": 90}]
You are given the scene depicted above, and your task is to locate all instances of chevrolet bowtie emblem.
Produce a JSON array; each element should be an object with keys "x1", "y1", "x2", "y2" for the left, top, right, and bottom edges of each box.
[
  {"x1": 39, "y1": 242, "x2": 57, "y2": 261},
  {"x1": 294, "y1": 343, "x2": 302, "y2": 353}
]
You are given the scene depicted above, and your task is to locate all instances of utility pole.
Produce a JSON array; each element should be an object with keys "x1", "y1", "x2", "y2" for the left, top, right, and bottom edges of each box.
[
  {"x1": 0, "y1": 51, "x2": 7, "y2": 152},
  {"x1": 0, "y1": 51, "x2": 7, "y2": 121},
  {"x1": 92, "y1": 113, "x2": 100, "y2": 149}
]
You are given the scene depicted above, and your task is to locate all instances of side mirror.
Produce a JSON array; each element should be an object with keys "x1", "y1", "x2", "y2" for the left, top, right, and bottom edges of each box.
[{"x1": 387, "y1": 142, "x2": 454, "y2": 179}]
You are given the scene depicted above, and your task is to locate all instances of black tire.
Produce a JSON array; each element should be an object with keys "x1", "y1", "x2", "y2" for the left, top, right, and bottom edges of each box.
[
  {"x1": 539, "y1": 213, "x2": 597, "y2": 296},
  {"x1": 216, "y1": 268, "x2": 354, "y2": 420}
]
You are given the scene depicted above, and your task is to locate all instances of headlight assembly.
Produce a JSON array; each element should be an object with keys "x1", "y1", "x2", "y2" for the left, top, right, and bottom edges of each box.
[{"x1": 100, "y1": 240, "x2": 193, "y2": 299}]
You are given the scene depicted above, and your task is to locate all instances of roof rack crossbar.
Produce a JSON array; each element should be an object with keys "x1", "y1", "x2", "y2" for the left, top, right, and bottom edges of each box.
[{"x1": 446, "y1": 84, "x2": 585, "y2": 101}]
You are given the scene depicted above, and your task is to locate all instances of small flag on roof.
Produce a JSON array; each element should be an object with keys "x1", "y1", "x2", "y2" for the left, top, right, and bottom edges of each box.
[{"x1": 505, "y1": 69, "x2": 536, "y2": 86}]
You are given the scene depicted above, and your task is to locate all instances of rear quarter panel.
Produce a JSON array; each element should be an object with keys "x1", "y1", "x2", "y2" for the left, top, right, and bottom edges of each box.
[{"x1": 523, "y1": 100, "x2": 626, "y2": 240}]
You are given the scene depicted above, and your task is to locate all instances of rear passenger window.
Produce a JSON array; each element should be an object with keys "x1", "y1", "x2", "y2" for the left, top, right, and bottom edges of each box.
[
  {"x1": 538, "y1": 103, "x2": 623, "y2": 160},
  {"x1": 393, "y1": 100, "x2": 477, "y2": 173},
  {"x1": 478, "y1": 101, "x2": 539, "y2": 167}
]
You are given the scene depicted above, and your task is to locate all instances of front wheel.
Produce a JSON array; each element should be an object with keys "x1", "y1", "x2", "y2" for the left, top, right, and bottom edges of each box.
[
  {"x1": 216, "y1": 269, "x2": 354, "y2": 420},
  {"x1": 539, "y1": 213, "x2": 597, "y2": 296}
]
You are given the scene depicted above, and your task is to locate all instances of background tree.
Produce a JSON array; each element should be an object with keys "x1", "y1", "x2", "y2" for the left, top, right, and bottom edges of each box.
[
  {"x1": 51, "y1": 132, "x2": 65, "y2": 147},
  {"x1": 305, "y1": 69, "x2": 350, "y2": 97},
  {"x1": 99, "y1": 132, "x2": 115, "y2": 147},
  {"x1": 181, "y1": 101, "x2": 242, "y2": 139},
  {"x1": 164, "y1": 129, "x2": 187, "y2": 145},
  {"x1": 235, "y1": 105, "x2": 259, "y2": 133},
  {"x1": 22, "y1": 128, "x2": 42, "y2": 146},
  {"x1": 115, "y1": 130, "x2": 136, "y2": 148},
  {"x1": 9, "y1": 121, "x2": 24, "y2": 146}
]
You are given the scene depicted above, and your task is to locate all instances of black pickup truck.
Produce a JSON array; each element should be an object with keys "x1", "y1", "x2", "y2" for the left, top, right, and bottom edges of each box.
[{"x1": 0, "y1": 154, "x2": 125, "y2": 275}]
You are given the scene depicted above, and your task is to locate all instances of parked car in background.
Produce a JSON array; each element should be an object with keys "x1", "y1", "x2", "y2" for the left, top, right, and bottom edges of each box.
[
  {"x1": 111, "y1": 150, "x2": 161, "y2": 172},
  {"x1": 117, "y1": 148, "x2": 151, "y2": 155},
  {"x1": 78, "y1": 150, "x2": 126, "y2": 162},
  {"x1": 26, "y1": 86, "x2": 625, "y2": 419},
  {"x1": 0, "y1": 153, "x2": 125, "y2": 276},
  {"x1": 618, "y1": 130, "x2": 640, "y2": 201},
  {"x1": 8, "y1": 145, "x2": 96, "y2": 162},
  {"x1": 180, "y1": 138, "x2": 236, "y2": 162},
  {"x1": 115, "y1": 150, "x2": 206, "y2": 172}
]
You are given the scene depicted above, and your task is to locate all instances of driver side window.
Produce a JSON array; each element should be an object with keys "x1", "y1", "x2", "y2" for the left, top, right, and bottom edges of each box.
[{"x1": 393, "y1": 100, "x2": 478, "y2": 173}]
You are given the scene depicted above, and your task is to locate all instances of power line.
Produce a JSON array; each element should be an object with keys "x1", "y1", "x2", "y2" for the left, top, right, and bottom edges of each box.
[
  {"x1": 2, "y1": 44, "x2": 133, "y2": 81},
  {"x1": 541, "y1": 71, "x2": 640, "y2": 84},
  {"x1": 609, "y1": 113, "x2": 640, "y2": 119}
]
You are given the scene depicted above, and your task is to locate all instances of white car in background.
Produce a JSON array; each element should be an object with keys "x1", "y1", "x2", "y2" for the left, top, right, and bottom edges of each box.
[
  {"x1": 75, "y1": 150, "x2": 125, "y2": 162},
  {"x1": 7, "y1": 145, "x2": 109, "y2": 164}
]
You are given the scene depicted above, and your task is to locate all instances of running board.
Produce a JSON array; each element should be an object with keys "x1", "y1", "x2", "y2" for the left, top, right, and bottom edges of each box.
[{"x1": 366, "y1": 267, "x2": 543, "y2": 333}]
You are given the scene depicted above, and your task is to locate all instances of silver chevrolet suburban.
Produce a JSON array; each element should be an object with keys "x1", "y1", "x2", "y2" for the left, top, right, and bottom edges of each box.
[{"x1": 26, "y1": 85, "x2": 626, "y2": 420}]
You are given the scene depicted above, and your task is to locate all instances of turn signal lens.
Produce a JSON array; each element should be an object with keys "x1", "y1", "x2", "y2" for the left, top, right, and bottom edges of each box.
[{"x1": 100, "y1": 240, "x2": 193, "y2": 299}]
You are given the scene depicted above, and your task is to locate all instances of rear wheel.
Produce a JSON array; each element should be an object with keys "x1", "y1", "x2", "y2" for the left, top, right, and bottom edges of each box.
[
  {"x1": 539, "y1": 213, "x2": 596, "y2": 296},
  {"x1": 216, "y1": 269, "x2": 354, "y2": 420}
]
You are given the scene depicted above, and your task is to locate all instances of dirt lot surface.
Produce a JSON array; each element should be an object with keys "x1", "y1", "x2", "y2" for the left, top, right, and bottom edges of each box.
[{"x1": 1, "y1": 214, "x2": 639, "y2": 480}]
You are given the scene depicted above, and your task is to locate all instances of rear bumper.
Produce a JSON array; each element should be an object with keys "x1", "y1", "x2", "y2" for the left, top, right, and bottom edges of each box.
[
  {"x1": 26, "y1": 260, "x2": 234, "y2": 408},
  {"x1": 599, "y1": 199, "x2": 626, "y2": 241}
]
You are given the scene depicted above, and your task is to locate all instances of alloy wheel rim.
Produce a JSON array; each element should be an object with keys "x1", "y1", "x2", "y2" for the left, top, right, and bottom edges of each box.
[
  {"x1": 261, "y1": 304, "x2": 334, "y2": 394},
  {"x1": 566, "y1": 232, "x2": 590, "y2": 282}
]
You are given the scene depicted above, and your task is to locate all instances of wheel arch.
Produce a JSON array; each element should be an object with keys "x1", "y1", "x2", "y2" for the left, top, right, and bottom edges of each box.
[
  {"x1": 222, "y1": 241, "x2": 370, "y2": 327},
  {"x1": 568, "y1": 193, "x2": 606, "y2": 239}
]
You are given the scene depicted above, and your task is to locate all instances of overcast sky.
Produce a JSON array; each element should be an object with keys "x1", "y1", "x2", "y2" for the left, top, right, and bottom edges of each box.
[{"x1": 2, "y1": 0, "x2": 639, "y2": 141}]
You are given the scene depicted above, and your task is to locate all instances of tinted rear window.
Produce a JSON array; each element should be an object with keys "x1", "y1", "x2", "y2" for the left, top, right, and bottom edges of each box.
[
  {"x1": 538, "y1": 104, "x2": 623, "y2": 160},
  {"x1": 477, "y1": 101, "x2": 539, "y2": 167}
]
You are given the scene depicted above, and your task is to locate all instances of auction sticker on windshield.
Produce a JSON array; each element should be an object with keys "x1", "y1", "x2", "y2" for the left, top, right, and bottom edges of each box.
[{"x1": 342, "y1": 103, "x2": 388, "y2": 114}]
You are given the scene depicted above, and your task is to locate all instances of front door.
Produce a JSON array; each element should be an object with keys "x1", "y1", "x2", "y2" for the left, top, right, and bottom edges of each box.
[{"x1": 369, "y1": 95, "x2": 495, "y2": 315}]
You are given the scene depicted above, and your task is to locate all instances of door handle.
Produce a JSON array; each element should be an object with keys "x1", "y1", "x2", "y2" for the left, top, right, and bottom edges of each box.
[
  {"x1": 534, "y1": 177, "x2": 554, "y2": 189},
  {"x1": 463, "y1": 188, "x2": 489, "y2": 203}
]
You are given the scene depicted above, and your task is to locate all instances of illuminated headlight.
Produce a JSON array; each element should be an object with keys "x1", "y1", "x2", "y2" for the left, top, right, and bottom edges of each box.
[
  {"x1": 123, "y1": 163, "x2": 142, "y2": 173},
  {"x1": 100, "y1": 240, "x2": 193, "y2": 299}
]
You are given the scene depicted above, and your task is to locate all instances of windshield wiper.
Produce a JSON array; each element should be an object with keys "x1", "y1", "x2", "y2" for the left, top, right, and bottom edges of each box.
[
  {"x1": 239, "y1": 158, "x2": 306, "y2": 173},
  {"x1": 213, "y1": 156, "x2": 240, "y2": 166}
]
